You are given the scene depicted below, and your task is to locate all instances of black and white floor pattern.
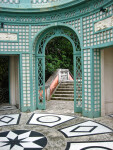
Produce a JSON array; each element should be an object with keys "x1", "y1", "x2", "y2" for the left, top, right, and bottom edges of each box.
[
  {"x1": 0, "y1": 106, "x2": 17, "y2": 111},
  {"x1": 109, "y1": 114, "x2": 113, "y2": 118},
  {"x1": 0, "y1": 114, "x2": 21, "y2": 127},
  {"x1": 59, "y1": 120, "x2": 113, "y2": 137},
  {"x1": 66, "y1": 141, "x2": 113, "y2": 150},
  {"x1": 0, "y1": 130, "x2": 47, "y2": 150},
  {"x1": 27, "y1": 113, "x2": 75, "y2": 127}
]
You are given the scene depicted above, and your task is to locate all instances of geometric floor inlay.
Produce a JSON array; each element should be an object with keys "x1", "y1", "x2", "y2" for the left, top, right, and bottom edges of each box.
[
  {"x1": 0, "y1": 114, "x2": 21, "y2": 127},
  {"x1": 0, "y1": 106, "x2": 17, "y2": 111},
  {"x1": 66, "y1": 141, "x2": 113, "y2": 150},
  {"x1": 109, "y1": 114, "x2": 113, "y2": 118},
  {"x1": 59, "y1": 121, "x2": 113, "y2": 137},
  {"x1": 27, "y1": 113, "x2": 76, "y2": 127},
  {"x1": 0, "y1": 130, "x2": 47, "y2": 150}
]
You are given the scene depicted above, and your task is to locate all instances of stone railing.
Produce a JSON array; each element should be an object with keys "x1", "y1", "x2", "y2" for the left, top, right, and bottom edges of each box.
[{"x1": 45, "y1": 69, "x2": 73, "y2": 100}]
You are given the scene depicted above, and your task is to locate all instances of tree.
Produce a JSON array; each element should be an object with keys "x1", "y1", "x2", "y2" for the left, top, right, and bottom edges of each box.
[{"x1": 45, "y1": 37, "x2": 73, "y2": 81}]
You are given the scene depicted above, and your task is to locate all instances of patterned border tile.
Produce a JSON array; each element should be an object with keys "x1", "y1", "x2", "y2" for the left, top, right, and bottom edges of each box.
[
  {"x1": 59, "y1": 120, "x2": 113, "y2": 137},
  {"x1": 66, "y1": 141, "x2": 113, "y2": 150},
  {"x1": 0, "y1": 114, "x2": 21, "y2": 127}
]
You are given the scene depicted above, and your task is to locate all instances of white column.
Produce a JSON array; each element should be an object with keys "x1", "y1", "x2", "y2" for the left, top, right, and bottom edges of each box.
[
  {"x1": 101, "y1": 50, "x2": 105, "y2": 116},
  {"x1": 10, "y1": 56, "x2": 16, "y2": 105},
  {"x1": 10, "y1": 56, "x2": 20, "y2": 107}
]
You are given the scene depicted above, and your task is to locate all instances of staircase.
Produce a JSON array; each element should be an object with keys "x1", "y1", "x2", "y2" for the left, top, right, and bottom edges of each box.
[{"x1": 51, "y1": 80, "x2": 74, "y2": 101}]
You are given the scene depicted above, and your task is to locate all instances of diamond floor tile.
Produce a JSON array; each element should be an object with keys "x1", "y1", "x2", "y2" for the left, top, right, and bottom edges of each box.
[
  {"x1": 0, "y1": 114, "x2": 21, "y2": 127},
  {"x1": 59, "y1": 120, "x2": 113, "y2": 137}
]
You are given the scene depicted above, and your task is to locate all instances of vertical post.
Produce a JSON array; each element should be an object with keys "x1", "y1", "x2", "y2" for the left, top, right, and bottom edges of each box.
[
  {"x1": 74, "y1": 53, "x2": 82, "y2": 113},
  {"x1": 90, "y1": 48, "x2": 94, "y2": 117},
  {"x1": 19, "y1": 54, "x2": 24, "y2": 111},
  {"x1": 36, "y1": 55, "x2": 46, "y2": 110},
  {"x1": 101, "y1": 50, "x2": 105, "y2": 116}
]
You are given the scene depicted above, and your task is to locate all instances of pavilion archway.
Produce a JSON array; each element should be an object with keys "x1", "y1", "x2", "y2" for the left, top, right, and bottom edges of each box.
[{"x1": 33, "y1": 24, "x2": 82, "y2": 113}]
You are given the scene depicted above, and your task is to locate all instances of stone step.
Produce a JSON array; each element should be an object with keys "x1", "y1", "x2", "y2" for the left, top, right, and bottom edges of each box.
[
  {"x1": 61, "y1": 80, "x2": 74, "y2": 83},
  {"x1": 56, "y1": 88, "x2": 74, "y2": 91},
  {"x1": 53, "y1": 94, "x2": 74, "y2": 97},
  {"x1": 58, "y1": 85, "x2": 74, "y2": 88},
  {"x1": 55, "y1": 91, "x2": 74, "y2": 94},
  {"x1": 56, "y1": 87, "x2": 81, "y2": 91},
  {"x1": 51, "y1": 97, "x2": 74, "y2": 101},
  {"x1": 60, "y1": 82, "x2": 74, "y2": 85}
]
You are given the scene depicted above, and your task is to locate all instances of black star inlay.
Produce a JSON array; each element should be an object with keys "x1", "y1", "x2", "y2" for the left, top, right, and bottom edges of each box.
[{"x1": 4, "y1": 137, "x2": 23, "y2": 149}]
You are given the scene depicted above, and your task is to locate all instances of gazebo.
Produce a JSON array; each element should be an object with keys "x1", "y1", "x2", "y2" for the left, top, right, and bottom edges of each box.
[{"x1": 0, "y1": 0, "x2": 113, "y2": 118}]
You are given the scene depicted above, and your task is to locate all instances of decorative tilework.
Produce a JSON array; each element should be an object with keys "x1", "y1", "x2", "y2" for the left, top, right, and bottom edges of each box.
[
  {"x1": 59, "y1": 120, "x2": 113, "y2": 137},
  {"x1": 0, "y1": 130, "x2": 47, "y2": 150},
  {"x1": 109, "y1": 114, "x2": 113, "y2": 118},
  {"x1": 27, "y1": 113, "x2": 76, "y2": 127},
  {"x1": 66, "y1": 141, "x2": 113, "y2": 150},
  {"x1": 0, "y1": 114, "x2": 21, "y2": 126},
  {"x1": 0, "y1": 105, "x2": 17, "y2": 111}
]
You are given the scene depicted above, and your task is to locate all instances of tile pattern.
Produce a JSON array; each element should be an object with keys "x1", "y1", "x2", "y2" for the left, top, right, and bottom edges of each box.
[
  {"x1": 0, "y1": 130, "x2": 47, "y2": 150},
  {"x1": 66, "y1": 141, "x2": 113, "y2": 150},
  {"x1": 59, "y1": 120, "x2": 113, "y2": 137},
  {"x1": 0, "y1": 105, "x2": 17, "y2": 111},
  {"x1": 27, "y1": 113, "x2": 76, "y2": 127},
  {"x1": 109, "y1": 114, "x2": 113, "y2": 118},
  {"x1": 0, "y1": 114, "x2": 21, "y2": 126}
]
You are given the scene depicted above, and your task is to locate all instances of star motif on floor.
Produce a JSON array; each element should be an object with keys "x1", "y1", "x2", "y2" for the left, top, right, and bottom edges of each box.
[{"x1": 0, "y1": 130, "x2": 47, "y2": 150}]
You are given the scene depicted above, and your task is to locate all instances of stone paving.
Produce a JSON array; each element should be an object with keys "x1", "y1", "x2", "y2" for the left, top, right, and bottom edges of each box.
[{"x1": 0, "y1": 100, "x2": 113, "y2": 150}]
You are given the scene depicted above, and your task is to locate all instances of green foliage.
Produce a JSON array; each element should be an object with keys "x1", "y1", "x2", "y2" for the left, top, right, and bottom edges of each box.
[{"x1": 45, "y1": 37, "x2": 73, "y2": 81}]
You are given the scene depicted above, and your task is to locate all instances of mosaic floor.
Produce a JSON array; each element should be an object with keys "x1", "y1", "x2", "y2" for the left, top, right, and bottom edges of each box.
[
  {"x1": 0, "y1": 105, "x2": 17, "y2": 111},
  {"x1": 0, "y1": 130, "x2": 47, "y2": 150},
  {"x1": 0, "y1": 114, "x2": 21, "y2": 126},
  {"x1": 66, "y1": 141, "x2": 113, "y2": 150},
  {"x1": 109, "y1": 114, "x2": 113, "y2": 118},
  {"x1": 59, "y1": 120, "x2": 113, "y2": 137},
  {"x1": 27, "y1": 113, "x2": 75, "y2": 127},
  {"x1": 0, "y1": 113, "x2": 113, "y2": 150}
]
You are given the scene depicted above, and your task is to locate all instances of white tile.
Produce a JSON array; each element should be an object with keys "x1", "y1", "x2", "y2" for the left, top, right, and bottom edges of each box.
[
  {"x1": 11, "y1": 145, "x2": 24, "y2": 150},
  {"x1": 21, "y1": 137, "x2": 44, "y2": 142},
  {"x1": 1, "y1": 117, "x2": 12, "y2": 122},
  {"x1": 66, "y1": 141, "x2": 113, "y2": 150},
  {"x1": 59, "y1": 121, "x2": 113, "y2": 137},
  {"x1": 0, "y1": 114, "x2": 21, "y2": 126},
  {"x1": 0, "y1": 145, "x2": 10, "y2": 150},
  {"x1": 27, "y1": 113, "x2": 76, "y2": 127},
  {"x1": 7, "y1": 131, "x2": 17, "y2": 140},
  {"x1": 18, "y1": 131, "x2": 31, "y2": 140},
  {"x1": 20, "y1": 142, "x2": 42, "y2": 148}
]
